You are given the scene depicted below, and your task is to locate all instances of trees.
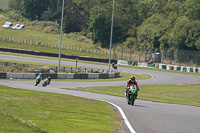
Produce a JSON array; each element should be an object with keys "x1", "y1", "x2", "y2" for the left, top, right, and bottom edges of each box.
[
  {"x1": 8, "y1": 0, "x2": 24, "y2": 11},
  {"x1": 182, "y1": 0, "x2": 200, "y2": 20},
  {"x1": 23, "y1": 0, "x2": 49, "y2": 20},
  {"x1": 89, "y1": 14, "x2": 110, "y2": 47},
  {"x1": 137, "y1": 14, "x2": 167, "y2": 49},
  {"x1": 7, "y1": 0, "x2": 200, "y2": 52}
]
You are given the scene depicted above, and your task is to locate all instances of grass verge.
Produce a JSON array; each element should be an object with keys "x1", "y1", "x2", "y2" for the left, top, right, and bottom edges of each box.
[
  {"x1": 0, "y1": 85, "x2": 121, "y2": 133},
  {"x1": 64, "y1": 83, "x2": 200, "y2": 107}
]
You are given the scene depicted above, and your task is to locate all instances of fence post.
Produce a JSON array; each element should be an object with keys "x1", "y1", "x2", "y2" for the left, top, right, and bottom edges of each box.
[
  {"x1": 112, "y1": 47, "x2": 115, "y2": 60},
  {"x1": 76, "y1": 58, "x2": 78, "y2": 72},
  {"x1": 121, "y1": 46, "x2": 123, "y2": 60},
  {"x1": 170, "y1": 50, "x2": 172, "y2": 64},
  {"x1": 154, "y1": 47, "x2": 156, "y2": 63},
  {"x1": 130, "y1": 46, "x2": 132, "y2": 62},
  {"x1": 196, "y1": 52, "x2": 199, "y2": 67},
  {"x1": 162, "y1": 49, "x2": 164, "y2": 64},
  {"x1": 178, "y1": 50, "x2": 180, "y2": 66},
  {"x1": 187, "y1": 51, "x2": 189, "y2": 66},
  {"x1": 139, "y1": 48, "x2": 141, "y2": 62}
]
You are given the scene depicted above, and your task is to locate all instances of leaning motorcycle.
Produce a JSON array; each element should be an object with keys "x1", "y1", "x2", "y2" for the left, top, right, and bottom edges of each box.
[
  {"x1": 42, "y1": 79, "x2": 50, "y2": 87},
  {"x1": 127, "y1": 85, "x2": 138, "y2": 105},
  {"x1": 35, "y1": 78, "x2": 41, "y2": 86}
]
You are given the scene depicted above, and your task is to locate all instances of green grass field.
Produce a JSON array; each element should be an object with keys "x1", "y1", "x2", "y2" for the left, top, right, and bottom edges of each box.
[
  {"x1": 0, "y1": 0, "x2": 8, "y2": 9},
  {"x1": 0, "y1": 29, "x2": 99, "y2": 50},
  {"x1": 0, "y1": 85, "x2": 121, "y2": 133},
  {"x1": 65, "y1": 83, "x2": 200, "y2": 107}
]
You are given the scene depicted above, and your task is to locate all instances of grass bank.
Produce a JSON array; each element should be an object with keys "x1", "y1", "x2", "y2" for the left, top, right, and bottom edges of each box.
[
  {"x1": 0, "y1": 29, "x2": 98, "y2": 50},
  {"x1": 64, "y1": 83, "x2": 200, "y2": 107},
  {"x1": 0, "y1": 42, "x2": 109, "y2": 59},
  {"x1": 0, "y1": 0, "x2": 8, "y2": 9},
  {"x1": 0, "y1": 85, "x2": 121, "y2": 133}
]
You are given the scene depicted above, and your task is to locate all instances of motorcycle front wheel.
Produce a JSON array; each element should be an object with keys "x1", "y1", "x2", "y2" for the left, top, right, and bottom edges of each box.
[
  {"x1": 131, "y1": 95, "x2": 135, "y2": 105},
  {"x1": 127, "y1": 98, "x2": 130, "y2": 105},
  {"x1": 35, "y1": 81, "x2": 39, "y2": 86}
]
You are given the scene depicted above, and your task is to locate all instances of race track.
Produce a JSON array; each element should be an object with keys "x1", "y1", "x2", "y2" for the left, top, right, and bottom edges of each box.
[{"x1": 0, "y1": 54, "x2": 200, "y2": 133}]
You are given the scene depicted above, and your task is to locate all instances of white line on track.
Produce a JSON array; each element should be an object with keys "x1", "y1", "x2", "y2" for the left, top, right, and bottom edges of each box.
[
  {"x1": 134, "y1": 73, "x2": 154, "y2": 80},
  {"x1": 106, "y1": 101, "x2": 136, "y2": 133}
]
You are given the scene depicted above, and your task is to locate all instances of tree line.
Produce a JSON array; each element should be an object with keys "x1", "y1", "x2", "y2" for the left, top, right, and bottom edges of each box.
[{"x1": 8, "y1": 0, "x2": 200, "y2": 51}]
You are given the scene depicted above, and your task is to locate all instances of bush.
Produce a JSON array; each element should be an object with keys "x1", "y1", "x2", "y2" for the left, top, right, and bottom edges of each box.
[
  {"x1": 31, "y1": 21, "x2": 59, "y2": 33},
  {"x1": 39, "y1": 65, "x2": 51, "y2": 73}
]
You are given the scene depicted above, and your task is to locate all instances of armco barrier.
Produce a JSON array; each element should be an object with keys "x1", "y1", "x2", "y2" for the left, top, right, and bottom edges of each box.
[
  {"x1": 0, "y1": 73, "x2": 6, "y2": 79},
  {"x1": 147, "y1": 63, "x2": 155, "y2": 68},
  {"x1": 99, "y1": 73, "x2": 109, "y2": 79},
  {"x1": 158, "y1": 64, "x2": 200, "y2": 73},
  {"x1": 128, "y1": 61, "x2": 138, "y2": 66},
  {"x1": 88, "y1": 73, "x2": 99, "y2": 79},
  {"x1": 177, "y1": 66, "x2": 181, "y2": 71},
  {"x1": 1, "y1": 72, "x2": 120, "y2": 79},
  {"x1": 138, "y1": 62, "x2": 147, "y2": 67},
  {"x1": 167, "y1": 65, "x2": 174, "y2": 70},
  {"x1": 74, "y1": 73, "x2": 88, "y2": 79},
  {"x1": 121, "y1": 60, "x2": 200, "y2": 73},
  {"x1": 159, "y1": 64, "x2": 167, "y2": 69},
  {"x1": 162, "y1": 65, "x2": 167, "y2": 69},
  {"x1": 7, "y1": 73, "x2": 36, "y2": 79},
  {"x1": 194, "y1": 68, "x2": 199, "y2": 73},
  {"x1": 117, "y1": 60, "x2": 128, "y2": 65},
  {"x1": 109, "y1": 73, "x2": 115, "y2": 78},
  {"x1": 187, "y1": 67, "x2": 193, "y2": 72},
  {"x1": 38, "y1": 73, "x2": 57, "y2": 79},
  {"x1": 181, "y1": 66, "x2": 187, "y2": 72},
  {"x1": 114, "y1": 72, "x2": 120, "y2": 78},
  {"x1": 57, "y1": 73, "x2": 74, "y2": 79},
  {"x1": 0, "y1": 47, "x2": 117, "y2": 64}
]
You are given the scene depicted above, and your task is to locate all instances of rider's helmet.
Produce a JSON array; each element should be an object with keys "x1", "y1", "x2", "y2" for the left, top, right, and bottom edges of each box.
[
  {"x1": 48, "y1": 76, "x2": 51, "y2": 79},
  {"x1": 39, "y1": 73, "x2": 42, "y2": 76},
  {"x1": 130, "y1": 76, "x2": 135, "y2": 82}
]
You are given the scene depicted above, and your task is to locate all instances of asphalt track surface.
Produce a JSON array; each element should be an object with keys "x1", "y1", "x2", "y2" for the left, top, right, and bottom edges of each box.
[{"x1": 1, "y1": 54, "x2": 200, "y2": 133}]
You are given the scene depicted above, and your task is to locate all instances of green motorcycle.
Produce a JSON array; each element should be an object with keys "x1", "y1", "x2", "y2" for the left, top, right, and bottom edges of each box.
[
  {"x1": 127, "y1": 85, "x2": 138, "y2": 105},
  {"x1": 42, "y1": 78, "x2": 50, "y2": 87}
]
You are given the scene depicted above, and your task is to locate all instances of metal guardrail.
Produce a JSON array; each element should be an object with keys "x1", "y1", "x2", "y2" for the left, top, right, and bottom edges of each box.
[
  {"x1": 0, "y1": 73, "x2": 6, "y2": 79},
  {"x1": 0, "y1": 72, "x2": 120, "y2": 79}
]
